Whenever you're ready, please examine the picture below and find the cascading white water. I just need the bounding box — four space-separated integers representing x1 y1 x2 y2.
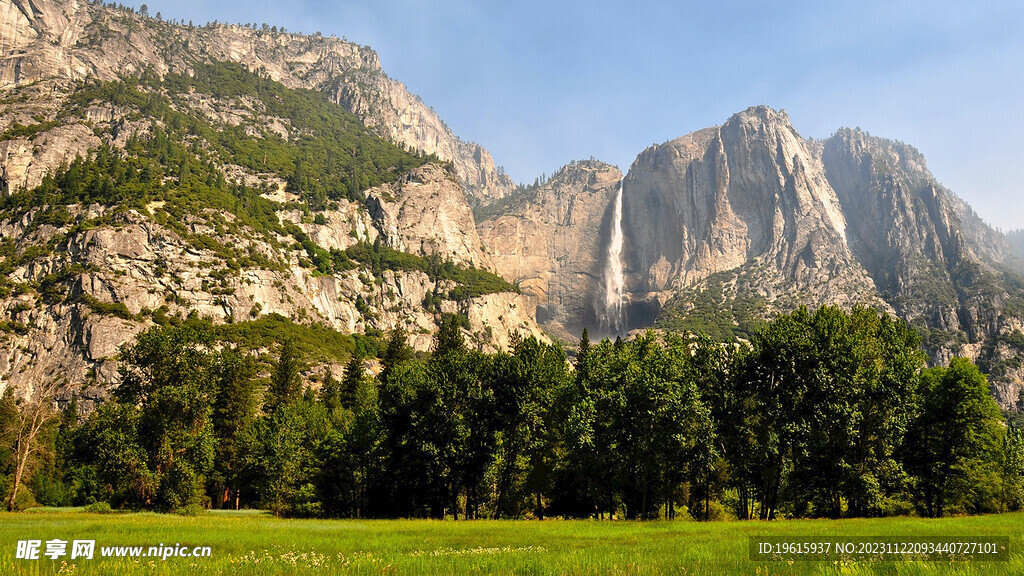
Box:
602 181 625 333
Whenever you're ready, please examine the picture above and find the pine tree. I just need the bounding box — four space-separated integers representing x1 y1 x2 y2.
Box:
380 327 412 383
575 328 591 383
341 354 363 409
266 339 301 412
433 314 465 357
319 368 342 417
212 347 257 509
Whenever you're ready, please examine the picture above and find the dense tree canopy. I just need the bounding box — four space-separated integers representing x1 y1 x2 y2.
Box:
3 305 1021 519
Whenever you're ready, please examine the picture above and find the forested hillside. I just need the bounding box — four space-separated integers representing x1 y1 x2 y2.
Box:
0 56 536 402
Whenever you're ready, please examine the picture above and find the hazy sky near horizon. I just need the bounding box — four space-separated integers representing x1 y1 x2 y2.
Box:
136 0 1023 230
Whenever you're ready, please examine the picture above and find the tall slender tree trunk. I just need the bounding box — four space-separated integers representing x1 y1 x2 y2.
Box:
738 486 749 520
641 484 648 521
761 453 785 520
705 486 710 521
7 442 28 512
453 483 461 521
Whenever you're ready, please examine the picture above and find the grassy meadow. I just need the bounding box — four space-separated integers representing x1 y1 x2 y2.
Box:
0 509 1021 575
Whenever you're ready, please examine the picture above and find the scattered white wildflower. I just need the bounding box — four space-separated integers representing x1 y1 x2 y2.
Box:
409 546 547 557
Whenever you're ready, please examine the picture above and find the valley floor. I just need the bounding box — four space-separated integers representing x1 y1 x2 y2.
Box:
1 509 1021 575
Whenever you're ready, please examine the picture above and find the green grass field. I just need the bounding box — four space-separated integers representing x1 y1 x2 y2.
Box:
0 509 1021 575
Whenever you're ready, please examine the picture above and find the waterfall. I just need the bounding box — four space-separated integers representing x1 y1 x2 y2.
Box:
602 180 625 333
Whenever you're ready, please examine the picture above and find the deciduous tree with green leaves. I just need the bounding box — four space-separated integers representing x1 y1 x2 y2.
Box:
117 324 218 511
904 358 1006 517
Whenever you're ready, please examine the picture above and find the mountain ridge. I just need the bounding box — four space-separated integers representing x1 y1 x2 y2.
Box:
0 0 515 204
483 106 1023 407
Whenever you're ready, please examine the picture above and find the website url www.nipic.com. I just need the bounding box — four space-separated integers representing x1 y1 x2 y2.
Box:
15 540 212 561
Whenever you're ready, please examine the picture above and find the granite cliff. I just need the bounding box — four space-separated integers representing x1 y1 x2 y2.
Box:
821 128 1024 406
621 107 885 333
477 160 622 340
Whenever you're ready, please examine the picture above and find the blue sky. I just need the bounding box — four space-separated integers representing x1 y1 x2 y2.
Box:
136 0 1023 230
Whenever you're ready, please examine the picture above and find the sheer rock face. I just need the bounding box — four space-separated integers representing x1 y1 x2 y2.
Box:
475 108 1022 408
0 0 514 204
822 128 1018 312
622 106 881 309
0 121 101 195
477 160 622 339
604 106 1021 407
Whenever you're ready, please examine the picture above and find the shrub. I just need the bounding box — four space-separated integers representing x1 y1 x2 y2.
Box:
175 503 206 516
288 484 322 518
84 501 115 514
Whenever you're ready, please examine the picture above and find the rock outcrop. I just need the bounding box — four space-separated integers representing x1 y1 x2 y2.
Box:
329 71 516 206
0 190 544 400
367 163 491 269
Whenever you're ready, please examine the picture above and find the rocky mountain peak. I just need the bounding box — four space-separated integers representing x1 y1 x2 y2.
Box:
826 127 931 189
622 105 857 297
546 159 620 195
0 0 513 204
724 104 791 130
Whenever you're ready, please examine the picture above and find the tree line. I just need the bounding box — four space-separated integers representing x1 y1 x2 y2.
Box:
2 305 1022 519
